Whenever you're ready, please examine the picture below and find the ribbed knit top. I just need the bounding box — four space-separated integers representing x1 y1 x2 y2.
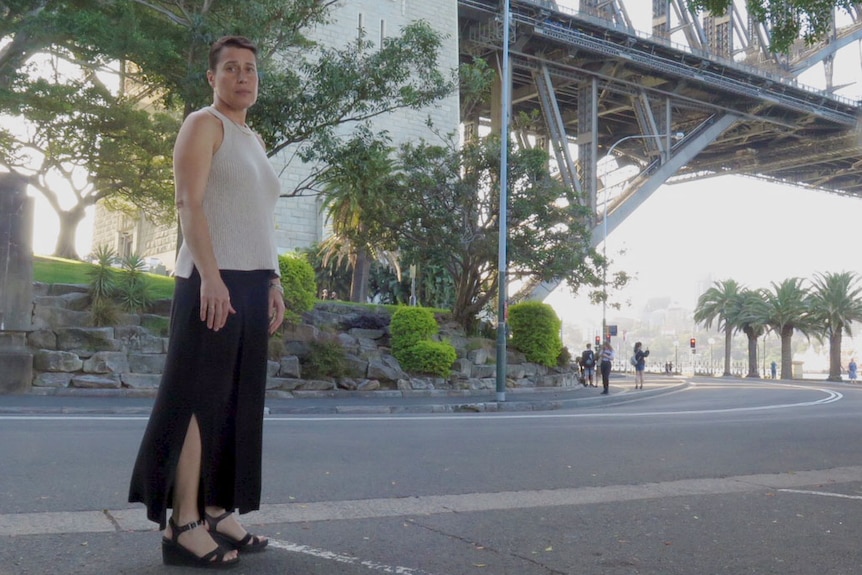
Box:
174 106 281 278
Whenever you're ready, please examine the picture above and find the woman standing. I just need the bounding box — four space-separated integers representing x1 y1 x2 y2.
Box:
633 341 650 390
600 341 614 394
129 36 285 569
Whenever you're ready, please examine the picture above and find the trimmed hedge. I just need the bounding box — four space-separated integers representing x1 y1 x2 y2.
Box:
508 301 563 367
389 307 439 355
278 253 317 325
396 339 457 377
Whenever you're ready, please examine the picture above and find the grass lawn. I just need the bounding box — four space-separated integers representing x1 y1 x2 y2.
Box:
34 255 176 300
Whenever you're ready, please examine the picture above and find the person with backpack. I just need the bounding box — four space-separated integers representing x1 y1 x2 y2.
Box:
633 341 650 390
581 343 596 387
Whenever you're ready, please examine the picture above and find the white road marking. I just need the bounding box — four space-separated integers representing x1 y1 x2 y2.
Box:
778 489 862 500
268 539 438 574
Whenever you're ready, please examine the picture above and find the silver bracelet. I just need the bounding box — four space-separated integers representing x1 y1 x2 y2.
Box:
270 282 284 295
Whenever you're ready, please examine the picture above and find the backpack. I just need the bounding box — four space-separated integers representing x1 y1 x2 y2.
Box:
582 350 594 367
630 355 637 367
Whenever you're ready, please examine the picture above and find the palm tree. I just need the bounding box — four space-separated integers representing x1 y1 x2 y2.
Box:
808 271 862 381
320 134 400 303
694 279 743 376
728 288 771 378
764 278 814 380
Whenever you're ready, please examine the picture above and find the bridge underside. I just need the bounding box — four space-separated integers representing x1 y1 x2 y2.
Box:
460 0 862 230
458 0 862 300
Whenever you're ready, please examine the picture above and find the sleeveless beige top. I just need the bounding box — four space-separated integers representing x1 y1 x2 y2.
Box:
174 106 281 278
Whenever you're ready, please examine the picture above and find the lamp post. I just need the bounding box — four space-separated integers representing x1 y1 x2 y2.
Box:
708 337 715 375
674 340 679 374
599 132 683 343
495 0 511 403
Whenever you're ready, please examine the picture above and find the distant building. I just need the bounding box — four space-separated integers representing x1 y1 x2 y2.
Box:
91 0 460 273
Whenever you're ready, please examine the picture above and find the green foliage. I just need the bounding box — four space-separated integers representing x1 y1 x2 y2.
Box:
89 297 120 328
87 245 118 303
278 252 317 325
390 135 604 330
557 346 572 369
508 302 563 368
390 307 439 357
687 0 854 53
116 253 154 313
396 339 457 377
35 255 174 299
300 338 348 380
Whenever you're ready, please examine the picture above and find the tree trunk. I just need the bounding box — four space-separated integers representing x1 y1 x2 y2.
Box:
349 247 370 303
746 332 759 378
723 326 733 376
53 207 86 260
779 327 793 380
828 331 843 381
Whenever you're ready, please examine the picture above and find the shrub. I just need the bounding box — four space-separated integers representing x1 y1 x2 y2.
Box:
116 253 153 313
87 245 117 303
507 301 562 367
300 338 347 380
278 253 317 325
557 346 572 368
89 297 120 327
389 306 439 357
396 339 457 377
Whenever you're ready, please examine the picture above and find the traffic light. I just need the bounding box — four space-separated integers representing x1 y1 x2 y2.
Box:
690 337 697 353
595 335 601 348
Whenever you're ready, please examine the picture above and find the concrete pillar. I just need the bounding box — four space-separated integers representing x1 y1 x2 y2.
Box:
0 173 34 393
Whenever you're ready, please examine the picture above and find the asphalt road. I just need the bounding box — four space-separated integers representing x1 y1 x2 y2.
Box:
1 378 861 574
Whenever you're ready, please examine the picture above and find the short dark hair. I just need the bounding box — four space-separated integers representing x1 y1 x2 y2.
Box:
209 36 258 71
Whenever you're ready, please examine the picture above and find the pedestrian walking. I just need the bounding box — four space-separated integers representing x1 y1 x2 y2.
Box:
128 35 284 569
633 342 650 390
849 358 858 383
770 360 777 379
600 341 614 394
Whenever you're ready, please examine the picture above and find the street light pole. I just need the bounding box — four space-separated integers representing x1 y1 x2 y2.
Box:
599 132 683 345
495 0 511 403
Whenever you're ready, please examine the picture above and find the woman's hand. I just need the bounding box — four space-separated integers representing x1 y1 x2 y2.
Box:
200 276 236 331
268 283 285 335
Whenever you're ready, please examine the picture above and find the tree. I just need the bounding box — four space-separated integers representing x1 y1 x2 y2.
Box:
763 278 814 380
694 279 743 376
808 271 862 381
728 288 771 378
0 71 177 258
318 130 400 303
386 136 604 331
688 0 855 53
1 1 452 257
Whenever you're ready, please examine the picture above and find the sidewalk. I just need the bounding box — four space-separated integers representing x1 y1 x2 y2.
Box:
0 376 687 415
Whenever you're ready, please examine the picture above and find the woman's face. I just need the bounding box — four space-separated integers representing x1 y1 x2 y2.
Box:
208 46 259 111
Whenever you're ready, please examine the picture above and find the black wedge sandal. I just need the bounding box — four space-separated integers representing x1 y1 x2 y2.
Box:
162 517 240 569
205 511 269 553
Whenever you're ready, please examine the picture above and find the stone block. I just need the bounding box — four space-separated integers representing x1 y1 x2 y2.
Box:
56 327 119 352
70 374 121 389
33 372 73 388
28 330 57 350
367 357 407 382
0 349 32 393
452 358 472 377
0 332 27 348
83 351 130 374
48 283 88 296
284 341 311 357
267 360 280 377
121 373 161 389
282 323 319 343
348 328 385 340
467 348 489 365
344 354 368 378
32 306 91 330
356 379 380 391
471 364 496 379
33 350 83 372
128 353 166 374
279 356 300 378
